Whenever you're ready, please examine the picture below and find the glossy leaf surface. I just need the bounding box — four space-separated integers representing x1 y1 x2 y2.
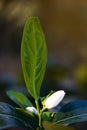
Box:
54 100 87 125
7 90 33 108
21 17 47 99
0 102 38 129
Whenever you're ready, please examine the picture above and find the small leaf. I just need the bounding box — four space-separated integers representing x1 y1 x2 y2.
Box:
0 102 38 129
21 16 47 99
54 100 87 125
42 112 56 122
7 90 33 108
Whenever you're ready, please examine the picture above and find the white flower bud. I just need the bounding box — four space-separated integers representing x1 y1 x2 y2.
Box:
44 90 65 109
26 107 38 115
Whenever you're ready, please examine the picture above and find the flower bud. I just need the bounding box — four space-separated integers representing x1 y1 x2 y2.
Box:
44 90 65 109
26 107 38 115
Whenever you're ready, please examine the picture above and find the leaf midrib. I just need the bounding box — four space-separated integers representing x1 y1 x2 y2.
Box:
54 113 87 124
33 22 41 98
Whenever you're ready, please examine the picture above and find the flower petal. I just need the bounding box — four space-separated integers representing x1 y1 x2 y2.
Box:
26 106 38 115
44 90 65 109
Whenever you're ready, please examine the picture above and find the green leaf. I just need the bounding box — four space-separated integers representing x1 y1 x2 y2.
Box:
54 100 87 125
15 107 38 129
0 102 38 129
0 116 25 129
42 112 56 122
7 90 33 108
37 121 74 130
21 16 47 99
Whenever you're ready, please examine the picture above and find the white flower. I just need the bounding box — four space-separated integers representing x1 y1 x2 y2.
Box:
44 90 65 109
26 107 38 115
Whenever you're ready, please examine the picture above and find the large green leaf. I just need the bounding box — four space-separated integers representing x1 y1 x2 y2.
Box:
0 116 25 129
21 17 47 99
54 100 87 125
7 90 33 108
0 102 38 129
37 121 74 130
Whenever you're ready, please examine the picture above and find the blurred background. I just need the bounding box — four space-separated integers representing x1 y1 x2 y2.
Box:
0 0 87 129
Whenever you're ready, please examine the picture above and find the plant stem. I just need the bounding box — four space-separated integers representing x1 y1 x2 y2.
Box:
35 100 46 130
38 107 46 130
35 100 42 129
39 111 42 129
35 100 40 113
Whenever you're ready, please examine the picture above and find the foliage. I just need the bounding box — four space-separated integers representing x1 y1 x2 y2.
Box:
0 17 87 130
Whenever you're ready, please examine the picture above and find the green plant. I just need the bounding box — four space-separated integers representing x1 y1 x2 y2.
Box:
1 17 87 130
